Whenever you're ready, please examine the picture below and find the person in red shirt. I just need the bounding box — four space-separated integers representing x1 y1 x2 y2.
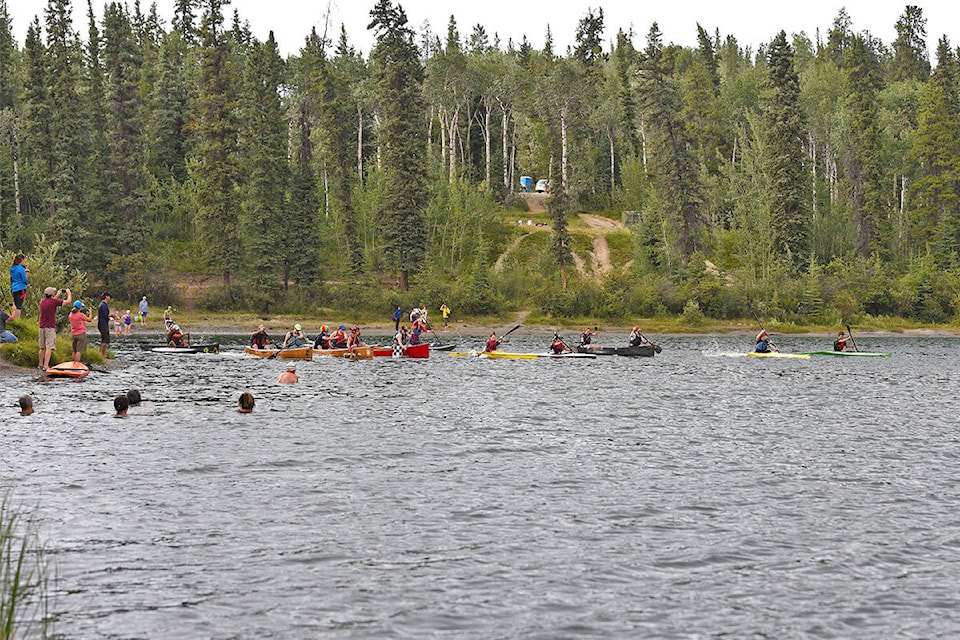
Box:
68 301 95 362
38 286 71 370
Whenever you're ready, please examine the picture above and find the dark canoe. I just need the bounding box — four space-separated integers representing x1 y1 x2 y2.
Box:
576 344 656 357
142 343 220 354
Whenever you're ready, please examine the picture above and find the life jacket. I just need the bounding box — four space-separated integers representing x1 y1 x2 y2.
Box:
833 338 845 351
252 332 269 348
331 329 347 348
485 337 499 352
551 339 566 354
580 332 592 345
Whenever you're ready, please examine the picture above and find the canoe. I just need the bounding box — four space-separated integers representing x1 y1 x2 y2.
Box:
746 351 810 360
45 361 89 378
245 346 280 358
313 346 374 359
430 343 456 352
576 344 657 357
372 343 430 358
451 350 595 360
277 346 313 360
799 351 891 358
149 343 220 354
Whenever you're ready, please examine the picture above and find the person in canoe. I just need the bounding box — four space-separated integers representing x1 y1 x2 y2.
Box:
629 326 652 347
166 323 188 347
250 325 273 349
550 333 572 354
282 324 306 349
484 331 502 352
833 330 851 352
346 325 364 349
313 325 331 350
579 327 596 348
329 324 348 349
755 329 777 353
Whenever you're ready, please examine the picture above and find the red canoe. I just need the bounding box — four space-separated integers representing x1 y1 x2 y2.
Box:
372 343 430 358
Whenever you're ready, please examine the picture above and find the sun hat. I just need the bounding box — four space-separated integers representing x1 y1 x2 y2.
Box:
44 286 56 296
73 300 84 308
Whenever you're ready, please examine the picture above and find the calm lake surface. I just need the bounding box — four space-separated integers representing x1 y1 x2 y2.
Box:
3 332 960 638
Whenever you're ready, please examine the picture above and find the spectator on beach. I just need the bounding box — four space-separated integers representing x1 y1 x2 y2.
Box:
138 296 148 325
38 286 71 370
0 308 17 343
68 301 94 362
9 253 28 320
97 293 112 358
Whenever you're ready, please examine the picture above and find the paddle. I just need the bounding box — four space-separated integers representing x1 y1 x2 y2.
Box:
485 323 522 351
639 332 663 354
845 324 860 352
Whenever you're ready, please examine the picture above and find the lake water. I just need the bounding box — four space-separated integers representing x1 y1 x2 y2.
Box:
3 332 960 638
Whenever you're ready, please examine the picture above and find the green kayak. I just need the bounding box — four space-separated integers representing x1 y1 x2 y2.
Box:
800 351 891 357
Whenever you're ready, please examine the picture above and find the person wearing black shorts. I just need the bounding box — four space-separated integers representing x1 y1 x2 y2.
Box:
97 292 112 357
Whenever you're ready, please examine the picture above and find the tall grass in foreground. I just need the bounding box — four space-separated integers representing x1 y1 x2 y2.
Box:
1 496 55 639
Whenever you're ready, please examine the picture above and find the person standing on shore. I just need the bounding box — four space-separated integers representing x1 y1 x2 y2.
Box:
68 301 94 362
97 292 112 358
139 296 148 325
9 253 28 320
439 303 451 331
393 306 402 332
38 286 71 370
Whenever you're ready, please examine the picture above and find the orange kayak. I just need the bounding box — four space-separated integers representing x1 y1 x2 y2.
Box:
46 361 90 378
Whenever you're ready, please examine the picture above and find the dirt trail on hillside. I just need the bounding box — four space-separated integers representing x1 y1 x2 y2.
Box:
578 214 623 277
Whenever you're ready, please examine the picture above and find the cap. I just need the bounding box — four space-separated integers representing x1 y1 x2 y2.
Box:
44 286 56 296
142 296 147 300
294 324 302 330
73 300 84 308
339 324 345 330
172 324 180 330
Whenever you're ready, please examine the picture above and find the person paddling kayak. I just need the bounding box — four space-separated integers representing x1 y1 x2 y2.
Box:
484 331 502 352
550 333 572 354
755 329 777 353
833 330 851 352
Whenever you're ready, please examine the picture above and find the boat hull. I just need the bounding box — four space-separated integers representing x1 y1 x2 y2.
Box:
244 346 280 358
45 361 89 378
277 346 313 360
372 343 430 358
576 344 656 357
799 351 891 357
149 343 220 354
313 346 374 359
746 351 810 359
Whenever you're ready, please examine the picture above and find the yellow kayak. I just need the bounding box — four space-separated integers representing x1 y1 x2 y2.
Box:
747 352 810 360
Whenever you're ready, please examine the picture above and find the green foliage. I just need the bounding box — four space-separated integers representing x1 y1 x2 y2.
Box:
681 299 706 326
0 494 55 639
100 254 175 306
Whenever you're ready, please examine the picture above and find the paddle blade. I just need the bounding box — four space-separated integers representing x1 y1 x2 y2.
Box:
654 344 662 354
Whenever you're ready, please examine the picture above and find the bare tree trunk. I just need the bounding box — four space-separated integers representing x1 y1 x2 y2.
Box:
810 132 817 219
447 104 460 184
357 104 363 181
500 102 510 198
639 111 648 174
10 119 21 217
608 131 616 198
560 107 569 193
484 104 492 187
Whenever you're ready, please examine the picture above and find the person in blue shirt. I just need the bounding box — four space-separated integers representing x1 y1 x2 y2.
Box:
392 306 402 332
755 330 777 353
9 253 28 321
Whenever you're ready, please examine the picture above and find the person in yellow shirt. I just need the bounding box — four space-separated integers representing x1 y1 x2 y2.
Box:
439 303 451 331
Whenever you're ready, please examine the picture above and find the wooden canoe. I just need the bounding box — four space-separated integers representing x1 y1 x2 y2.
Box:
245 346 280 358
277 346 313 360
313 346 374 359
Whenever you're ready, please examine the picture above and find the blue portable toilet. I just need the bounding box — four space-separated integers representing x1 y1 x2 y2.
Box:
520 176 533 192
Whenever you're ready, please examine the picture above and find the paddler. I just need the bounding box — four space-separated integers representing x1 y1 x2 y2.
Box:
282 324 306 349
755 329 777 353
313 325 331 350
250 324 272 349
579 327 596 347
166 323 188 347
833 330 851 352
329 324 348 349
550 333 571 354
484 331 502 352
629 326 651 347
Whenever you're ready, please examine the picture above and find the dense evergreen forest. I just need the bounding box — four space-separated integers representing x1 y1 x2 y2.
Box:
1 0 959 325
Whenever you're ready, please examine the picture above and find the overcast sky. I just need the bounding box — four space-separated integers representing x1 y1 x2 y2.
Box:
7 1 959 61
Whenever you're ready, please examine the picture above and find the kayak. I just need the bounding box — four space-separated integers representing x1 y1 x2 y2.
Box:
45 361 89 378
430 343 456 352
576 344 658 357
372 343 430 358
799 351 891 357
450 350 595 360
746 352 811 360
149 343 220 354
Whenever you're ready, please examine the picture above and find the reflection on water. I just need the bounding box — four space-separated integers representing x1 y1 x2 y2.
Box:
3 333 960 638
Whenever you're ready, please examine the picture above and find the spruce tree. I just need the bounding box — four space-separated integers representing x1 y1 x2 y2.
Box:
763 30 808 266
368 0 426 290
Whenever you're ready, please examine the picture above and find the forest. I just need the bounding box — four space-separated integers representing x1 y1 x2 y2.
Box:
1 0 960 326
